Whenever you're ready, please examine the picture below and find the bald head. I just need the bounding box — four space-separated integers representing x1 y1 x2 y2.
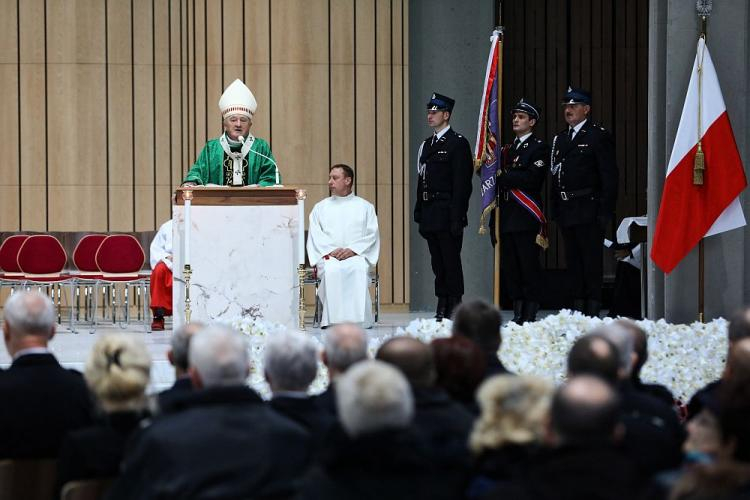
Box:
729 307 750 344
323 323 368 380
3 291 56 356
726 337 750 383
551 375 620 445
376 337 435 387
567 333 619 384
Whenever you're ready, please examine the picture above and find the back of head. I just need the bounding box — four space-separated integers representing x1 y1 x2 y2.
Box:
431 336 487 404
470 375 553 454
3 291 56 338
170 322 205 372
376 336 435 387
591 322 635 378
567 333 620 384
451 299 502 353
264 330 319 392
728 307 750 344
336 359 414 437
551 375 620 446
618 319 648 377
189 325 249 388
323 323 367 375
85 334 152 412
719 338 750 455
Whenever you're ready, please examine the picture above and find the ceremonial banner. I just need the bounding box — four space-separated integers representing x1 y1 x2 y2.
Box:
651 37 747 274
474 29 503 235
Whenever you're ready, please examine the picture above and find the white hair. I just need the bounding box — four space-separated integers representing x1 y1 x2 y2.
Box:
264 330 319 392
593 322 635 375
336 360 414 437
3 291 56 335
189 324 249 388
324 323 368 372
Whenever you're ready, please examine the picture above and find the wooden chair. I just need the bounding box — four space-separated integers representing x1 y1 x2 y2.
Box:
0 459 57 500
60 478 115 500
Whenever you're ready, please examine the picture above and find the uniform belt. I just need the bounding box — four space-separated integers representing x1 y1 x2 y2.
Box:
422 191 451 201
558 188 596 201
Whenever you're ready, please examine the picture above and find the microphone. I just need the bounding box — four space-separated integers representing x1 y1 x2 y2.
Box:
238 135 245 144
249 148 281 186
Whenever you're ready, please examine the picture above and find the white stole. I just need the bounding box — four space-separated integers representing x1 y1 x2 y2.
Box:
219 133 255 186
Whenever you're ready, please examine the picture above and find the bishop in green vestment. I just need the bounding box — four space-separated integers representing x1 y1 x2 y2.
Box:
183 79 281 187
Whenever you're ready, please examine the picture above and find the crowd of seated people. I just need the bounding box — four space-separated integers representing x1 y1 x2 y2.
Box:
2 291 750 499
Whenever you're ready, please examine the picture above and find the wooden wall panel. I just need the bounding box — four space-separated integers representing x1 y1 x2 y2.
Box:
2 0 410 305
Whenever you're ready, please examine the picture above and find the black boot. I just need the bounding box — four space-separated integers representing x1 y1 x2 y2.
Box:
446 296 462 320
435 297 448 321
523 301 540 323
512 300 525 324
584 299 602 318
573 299 585 313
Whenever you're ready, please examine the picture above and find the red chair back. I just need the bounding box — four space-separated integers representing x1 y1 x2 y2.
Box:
0 235 30 276
17 235 67 277
72 234 108 275
95 235 145 277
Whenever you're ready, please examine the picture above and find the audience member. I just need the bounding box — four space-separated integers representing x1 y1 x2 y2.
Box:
431 335 486 412
107 325 310 500
467 375 552 499
57 334 151 490
0 291 92 459
266 330 334 442
315 322 368 415
156 321 204 414
687 306 750 420
377 337 475 499
485 376 647 500
620 319 676 407
298 360 433 500
573 326 685 475
451 299 511 377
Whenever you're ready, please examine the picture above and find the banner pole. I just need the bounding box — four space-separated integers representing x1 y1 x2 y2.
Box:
696 1 710 323
493 2 503 307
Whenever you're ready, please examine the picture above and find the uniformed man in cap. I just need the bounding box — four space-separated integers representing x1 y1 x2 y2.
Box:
550 87 618 317
491 99 549 324
414 93 473 321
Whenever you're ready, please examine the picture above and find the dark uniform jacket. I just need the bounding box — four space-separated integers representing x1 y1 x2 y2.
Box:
497 134 549 234
414 128 474 233
550 120 618 228
0 353 93 459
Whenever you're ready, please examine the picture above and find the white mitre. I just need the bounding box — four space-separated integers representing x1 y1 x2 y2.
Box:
219 79 257 119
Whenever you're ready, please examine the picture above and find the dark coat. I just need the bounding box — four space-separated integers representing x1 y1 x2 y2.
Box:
106 386 311 500
313 384 337 416
270 395 336 448
482 444 648 500
156 376 194 414
687 379 721 421
0 353 93 459
496 134 549 234
414 128 474 233
467 444 540 499
296 427 436 500
57 410 147 492
550 120 618 228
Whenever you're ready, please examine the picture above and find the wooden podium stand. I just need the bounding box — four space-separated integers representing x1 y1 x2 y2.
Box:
172 187 303 330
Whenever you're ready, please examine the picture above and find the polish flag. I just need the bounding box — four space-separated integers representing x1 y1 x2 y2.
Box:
651 37 747 274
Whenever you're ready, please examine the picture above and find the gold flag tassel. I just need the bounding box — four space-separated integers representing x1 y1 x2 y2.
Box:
694 141 705 185
535 223 549 250
694 35 706 186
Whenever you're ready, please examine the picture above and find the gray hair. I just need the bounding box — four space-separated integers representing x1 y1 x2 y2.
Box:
189 324 249 388
170 322 205 371
3 291 56 335
336 360 414 437
324 323 368 373
264 330 319 392
592 322 634 375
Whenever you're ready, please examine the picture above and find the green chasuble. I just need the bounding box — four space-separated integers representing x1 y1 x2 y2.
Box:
183 135 280 186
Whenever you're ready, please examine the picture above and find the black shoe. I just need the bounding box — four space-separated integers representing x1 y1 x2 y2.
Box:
512 300 525 324
522 301 540 323
584 300 602 318
446 296 462 320
573 299 585 313
435 297 448 321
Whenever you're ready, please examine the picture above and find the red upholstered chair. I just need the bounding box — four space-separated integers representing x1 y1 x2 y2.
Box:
0 235 30 288
70 234 108 328
91 235 150 332
16 234 75 327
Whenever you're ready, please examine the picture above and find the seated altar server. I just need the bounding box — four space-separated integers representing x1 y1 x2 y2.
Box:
307 164 380 328
150 219 172 331
182 79 280 187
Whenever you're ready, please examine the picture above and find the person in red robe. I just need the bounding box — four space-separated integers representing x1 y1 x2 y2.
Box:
150 220 173 331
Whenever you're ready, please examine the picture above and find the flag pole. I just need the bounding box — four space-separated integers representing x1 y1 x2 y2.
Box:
696 1 711 323
493 1 503 307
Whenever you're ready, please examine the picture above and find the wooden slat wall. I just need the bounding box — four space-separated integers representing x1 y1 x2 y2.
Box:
501 0 648 271
1 0 409 306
